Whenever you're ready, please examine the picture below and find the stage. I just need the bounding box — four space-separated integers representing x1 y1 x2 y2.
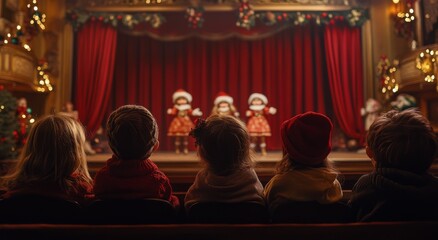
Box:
87 151 371 164
86 151 374 191
1 151 437 192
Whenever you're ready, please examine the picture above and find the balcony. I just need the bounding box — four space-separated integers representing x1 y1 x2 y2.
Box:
0 44 38 92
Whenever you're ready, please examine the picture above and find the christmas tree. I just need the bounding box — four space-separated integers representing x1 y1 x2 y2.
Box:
0 86 18 160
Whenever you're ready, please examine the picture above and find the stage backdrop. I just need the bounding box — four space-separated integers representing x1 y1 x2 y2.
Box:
75 21 364 151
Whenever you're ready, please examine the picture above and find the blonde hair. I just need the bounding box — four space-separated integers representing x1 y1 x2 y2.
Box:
107 105 158 160
2 114 92 193
367 109 438 174
210 103 238 116
197 115 253 175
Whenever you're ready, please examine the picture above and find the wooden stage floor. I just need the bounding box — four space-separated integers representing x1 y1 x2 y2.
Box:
86 151 374 191
1 151 436 192
87 151 370 163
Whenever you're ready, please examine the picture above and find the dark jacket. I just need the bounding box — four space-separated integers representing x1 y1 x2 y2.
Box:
349 168 438 222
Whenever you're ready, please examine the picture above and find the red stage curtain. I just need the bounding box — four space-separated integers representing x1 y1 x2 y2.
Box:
324 26 365 140
75 21 117 137
110 25 331 150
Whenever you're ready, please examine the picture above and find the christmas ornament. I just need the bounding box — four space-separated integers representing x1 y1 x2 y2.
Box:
236 0 255 30
185 0 205 29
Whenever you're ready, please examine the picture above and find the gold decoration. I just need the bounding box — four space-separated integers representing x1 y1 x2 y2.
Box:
27 0 46 30
377 56 399 100
416 48 437 91
35 62 53 92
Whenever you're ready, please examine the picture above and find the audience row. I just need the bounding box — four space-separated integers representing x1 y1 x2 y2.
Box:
1 105 437 223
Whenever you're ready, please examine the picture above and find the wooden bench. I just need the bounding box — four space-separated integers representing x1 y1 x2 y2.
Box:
1 222 437 240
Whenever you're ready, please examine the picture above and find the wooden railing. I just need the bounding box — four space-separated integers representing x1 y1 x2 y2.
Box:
398 43 438 92
0 44 38 92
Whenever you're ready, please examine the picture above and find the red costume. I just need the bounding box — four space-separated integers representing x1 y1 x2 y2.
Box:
167 89 202 154
246 93 277 155
94 156 179 208
247 106 274 136
167 107 196 136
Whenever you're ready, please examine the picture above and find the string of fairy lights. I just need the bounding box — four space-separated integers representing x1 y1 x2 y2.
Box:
1 0 52 92
27 0 46 31
416 49 438 91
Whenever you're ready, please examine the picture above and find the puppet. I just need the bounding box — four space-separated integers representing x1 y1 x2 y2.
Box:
168 89 202 154
246 93 277 156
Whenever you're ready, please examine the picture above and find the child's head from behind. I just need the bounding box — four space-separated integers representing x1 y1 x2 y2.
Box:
279 112 333 170
192 115 252 175
3 114 90 190
107 105 158 160
367 109 437 174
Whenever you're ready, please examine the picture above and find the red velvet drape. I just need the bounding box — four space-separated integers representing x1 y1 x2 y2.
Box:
324 26 365 140
110 26 330 150
75 21 117 136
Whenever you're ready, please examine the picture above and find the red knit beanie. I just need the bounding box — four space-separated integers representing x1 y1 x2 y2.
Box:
281 112 333 166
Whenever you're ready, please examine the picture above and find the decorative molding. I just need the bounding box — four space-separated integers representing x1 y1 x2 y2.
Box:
84 4 353 12
398 43 438 90
78 0 360 9
0 44 37 91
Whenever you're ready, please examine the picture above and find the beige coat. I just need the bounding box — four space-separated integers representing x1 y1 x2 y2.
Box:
264 168 343 210
185 168 265 209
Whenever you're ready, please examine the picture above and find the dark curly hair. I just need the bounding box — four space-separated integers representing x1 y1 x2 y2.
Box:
107 105 158 160
367 109 438 174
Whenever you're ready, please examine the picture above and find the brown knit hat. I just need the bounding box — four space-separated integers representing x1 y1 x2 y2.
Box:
280 112 333 166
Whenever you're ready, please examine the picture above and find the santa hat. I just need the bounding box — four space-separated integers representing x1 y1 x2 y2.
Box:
248 93 268 105
214 92 234 105
172 89 192 103
281 112 333 166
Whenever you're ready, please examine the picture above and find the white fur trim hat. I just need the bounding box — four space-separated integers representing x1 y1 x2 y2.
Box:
172 89 192 103
214 92 233 105
248 93 268 105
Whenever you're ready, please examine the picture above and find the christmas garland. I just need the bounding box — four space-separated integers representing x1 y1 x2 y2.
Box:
67 10 165 30
185 0 205 29
377 55 399 100
249 8 368 29
67 7 368 31
236 0 256 29
391 0 417 40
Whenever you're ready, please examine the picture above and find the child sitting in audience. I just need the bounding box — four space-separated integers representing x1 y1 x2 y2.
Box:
184 115 265 209
264 112 343 211
1 115 93 203
349 109 438 222
93 105 179 207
